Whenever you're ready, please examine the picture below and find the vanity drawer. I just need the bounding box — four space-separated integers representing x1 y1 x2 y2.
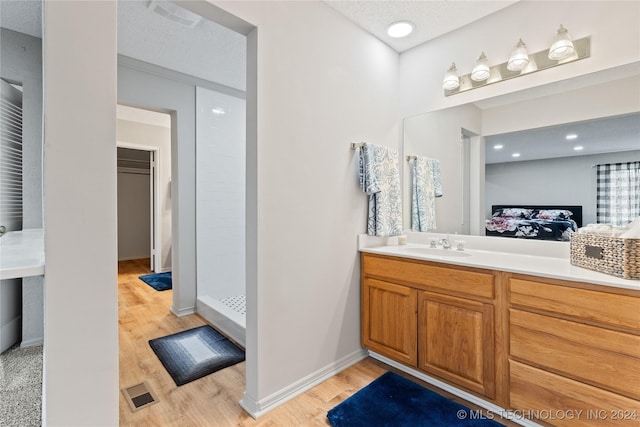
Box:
510 309 640 400
362 254 494 300
510 277 640 330
510 361 640 427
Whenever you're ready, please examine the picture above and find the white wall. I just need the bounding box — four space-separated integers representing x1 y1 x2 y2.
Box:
117 170 151 261
399 1 640 116
403 104 481 234
482 75 640 136
118 119 172 271
43 1 118 425
486 150 640 225
117 63 197 316
196 87 245 299
211 0 400 415
0 28 43 229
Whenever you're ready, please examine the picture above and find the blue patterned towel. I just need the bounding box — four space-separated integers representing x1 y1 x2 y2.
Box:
357 143 403 237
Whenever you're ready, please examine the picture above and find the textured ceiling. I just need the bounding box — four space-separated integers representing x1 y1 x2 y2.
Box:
1 1 520 88
325 0 518 52
485 113 640 164
0 0 247 92
117 0 246 91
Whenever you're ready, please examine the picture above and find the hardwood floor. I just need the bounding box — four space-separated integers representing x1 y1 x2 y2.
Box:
118 259 514 426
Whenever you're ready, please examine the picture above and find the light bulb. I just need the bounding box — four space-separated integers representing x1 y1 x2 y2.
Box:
507 39 530 72
548 25 575 60
471 52 490 82
442 63 460 90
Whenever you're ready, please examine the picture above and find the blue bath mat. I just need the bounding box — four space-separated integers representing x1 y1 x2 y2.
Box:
149 325 245 386
327 371 503 427
138 271 172 291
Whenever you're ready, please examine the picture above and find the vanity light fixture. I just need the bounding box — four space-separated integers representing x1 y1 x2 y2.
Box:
387 21 414 38
442 63 460 90
548 25 575 60
443 26 590 97
507 39 530 72
471 52 491 82
565 133 578 140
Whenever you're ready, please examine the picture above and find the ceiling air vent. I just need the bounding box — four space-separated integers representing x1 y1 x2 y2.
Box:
147 0 203 28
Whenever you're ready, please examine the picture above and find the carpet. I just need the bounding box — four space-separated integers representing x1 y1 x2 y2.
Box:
0 344 43 427
139 271 172 291
149 325 244 386
327 372 504 427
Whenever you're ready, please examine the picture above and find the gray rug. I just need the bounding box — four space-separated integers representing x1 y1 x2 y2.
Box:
149 325 244 386
0 344 43 427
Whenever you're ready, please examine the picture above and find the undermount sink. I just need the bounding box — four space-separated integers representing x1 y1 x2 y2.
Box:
399 246 472 258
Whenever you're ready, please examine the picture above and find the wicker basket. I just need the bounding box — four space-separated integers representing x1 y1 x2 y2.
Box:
570 233 640 279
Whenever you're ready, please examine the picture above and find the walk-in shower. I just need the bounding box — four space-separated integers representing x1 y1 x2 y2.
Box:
195 87 246 347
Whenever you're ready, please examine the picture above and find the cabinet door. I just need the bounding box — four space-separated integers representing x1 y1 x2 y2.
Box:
362 278 417 366
418 291 495 398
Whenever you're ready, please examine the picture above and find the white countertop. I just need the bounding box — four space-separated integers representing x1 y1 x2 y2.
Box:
359 232 640 291
0 228 45 280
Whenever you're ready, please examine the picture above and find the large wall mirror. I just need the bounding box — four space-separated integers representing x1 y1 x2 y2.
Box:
403 67 640 237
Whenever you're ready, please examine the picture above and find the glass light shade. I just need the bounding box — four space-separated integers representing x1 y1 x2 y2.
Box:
442 63 460 90
507 39 529 71
548 25 575 60
471 52 490 82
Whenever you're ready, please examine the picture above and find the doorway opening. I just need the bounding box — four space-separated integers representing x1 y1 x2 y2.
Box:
116 105 172 273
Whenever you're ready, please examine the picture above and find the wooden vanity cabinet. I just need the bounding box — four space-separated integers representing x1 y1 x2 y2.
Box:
361 252 640 426
418 291 495 398
361 253 498 399
508 276 640 426
361 277 417 366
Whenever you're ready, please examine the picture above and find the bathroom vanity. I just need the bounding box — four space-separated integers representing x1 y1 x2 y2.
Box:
0 229 45 351
360 233 640 426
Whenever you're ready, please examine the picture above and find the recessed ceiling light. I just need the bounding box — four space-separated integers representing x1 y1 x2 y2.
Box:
565 133 578 140
493 144 504 150
387 21 414 38
512 153 521 158
574 146 584 151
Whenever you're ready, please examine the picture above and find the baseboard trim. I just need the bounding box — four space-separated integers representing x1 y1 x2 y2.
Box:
369 352 540 427
170 305 196 317
239 348 368 419
21 337 44 348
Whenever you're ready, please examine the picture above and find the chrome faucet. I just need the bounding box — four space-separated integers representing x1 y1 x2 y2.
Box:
439 237 451 249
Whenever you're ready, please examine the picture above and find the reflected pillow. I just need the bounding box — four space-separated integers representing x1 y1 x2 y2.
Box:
534 209 573 220
492 208 534 219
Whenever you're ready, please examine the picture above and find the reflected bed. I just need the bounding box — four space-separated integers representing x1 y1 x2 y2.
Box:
485 205 582 241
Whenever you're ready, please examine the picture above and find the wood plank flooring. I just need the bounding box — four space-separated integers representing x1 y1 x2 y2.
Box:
118 259 514 426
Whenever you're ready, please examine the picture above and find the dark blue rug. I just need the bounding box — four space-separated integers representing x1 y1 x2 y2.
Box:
149 325 245 386
327 372 503 427
138 271 172 291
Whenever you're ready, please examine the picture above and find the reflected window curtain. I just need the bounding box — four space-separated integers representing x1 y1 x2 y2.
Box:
596 162 640 226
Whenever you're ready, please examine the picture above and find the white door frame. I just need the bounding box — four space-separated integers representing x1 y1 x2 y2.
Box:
116 141 161 272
